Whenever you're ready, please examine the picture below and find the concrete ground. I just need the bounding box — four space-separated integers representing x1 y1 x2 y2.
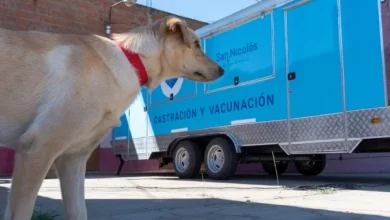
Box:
1 173 390 220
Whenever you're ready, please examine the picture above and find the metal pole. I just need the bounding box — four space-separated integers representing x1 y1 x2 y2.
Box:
105 0 138 38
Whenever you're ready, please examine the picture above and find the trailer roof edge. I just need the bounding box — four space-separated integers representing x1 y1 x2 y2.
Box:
195 0 291 38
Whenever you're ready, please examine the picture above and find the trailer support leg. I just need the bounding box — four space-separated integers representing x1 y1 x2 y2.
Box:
116 154 124 176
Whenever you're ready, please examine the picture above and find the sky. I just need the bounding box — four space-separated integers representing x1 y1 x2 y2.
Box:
136 0 261 23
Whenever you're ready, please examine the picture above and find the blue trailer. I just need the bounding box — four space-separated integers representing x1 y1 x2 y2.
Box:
111 0 390 179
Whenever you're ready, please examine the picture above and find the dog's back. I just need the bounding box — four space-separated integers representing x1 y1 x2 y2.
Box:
0 28 102 148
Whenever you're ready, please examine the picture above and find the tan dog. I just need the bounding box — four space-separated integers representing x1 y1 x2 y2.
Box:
0 14 224 219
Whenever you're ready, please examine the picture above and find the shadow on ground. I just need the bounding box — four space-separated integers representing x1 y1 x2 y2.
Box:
88 172 390 193
0 185 388 220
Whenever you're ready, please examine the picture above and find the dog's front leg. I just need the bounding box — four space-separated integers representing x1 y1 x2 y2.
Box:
54 149 95 220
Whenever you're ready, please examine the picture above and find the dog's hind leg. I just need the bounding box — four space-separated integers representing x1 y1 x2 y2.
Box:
4 137 64 220
4 105 75 219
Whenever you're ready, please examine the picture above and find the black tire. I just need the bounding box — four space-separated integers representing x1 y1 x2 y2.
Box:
204 137 238 180
262 161 289 176
294 154 326 176
173 140 202 179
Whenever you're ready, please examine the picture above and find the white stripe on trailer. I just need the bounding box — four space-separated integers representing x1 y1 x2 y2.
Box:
286 138 362 145
115 136 127 140
231 118 256 125
195 0 291 38
171 128 189 133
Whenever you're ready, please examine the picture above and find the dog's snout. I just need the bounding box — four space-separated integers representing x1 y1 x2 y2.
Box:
218 66 224 76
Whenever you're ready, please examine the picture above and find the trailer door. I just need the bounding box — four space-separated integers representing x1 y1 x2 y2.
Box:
285 0 343 119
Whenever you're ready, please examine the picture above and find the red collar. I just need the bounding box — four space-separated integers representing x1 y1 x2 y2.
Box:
115 42 148 86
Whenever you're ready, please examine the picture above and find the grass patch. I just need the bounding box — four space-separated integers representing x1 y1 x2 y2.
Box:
31 210 60 220
317 187 337 195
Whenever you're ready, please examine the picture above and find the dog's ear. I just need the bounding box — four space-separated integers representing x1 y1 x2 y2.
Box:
160 16 192 48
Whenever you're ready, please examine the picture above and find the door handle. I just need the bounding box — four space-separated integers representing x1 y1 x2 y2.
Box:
288 72 296 81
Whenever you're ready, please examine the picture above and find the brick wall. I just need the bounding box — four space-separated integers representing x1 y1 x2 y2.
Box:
0 0 207 35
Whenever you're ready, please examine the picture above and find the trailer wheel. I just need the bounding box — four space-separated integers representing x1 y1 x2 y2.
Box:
173 140 202 179
204 137 238 180
262 161 289 176
294 154 326 176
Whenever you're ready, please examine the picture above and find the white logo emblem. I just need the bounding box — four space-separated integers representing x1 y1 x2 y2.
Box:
161 78 183 98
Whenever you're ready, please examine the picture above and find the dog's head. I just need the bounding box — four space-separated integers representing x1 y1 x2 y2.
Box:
155 16 224 83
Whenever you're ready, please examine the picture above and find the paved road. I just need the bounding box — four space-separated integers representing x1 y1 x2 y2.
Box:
1 174 390 219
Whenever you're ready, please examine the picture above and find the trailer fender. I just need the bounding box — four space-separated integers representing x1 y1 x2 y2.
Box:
167 132 241 157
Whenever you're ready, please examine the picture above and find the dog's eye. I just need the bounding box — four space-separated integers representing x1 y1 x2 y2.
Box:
194 41 200 48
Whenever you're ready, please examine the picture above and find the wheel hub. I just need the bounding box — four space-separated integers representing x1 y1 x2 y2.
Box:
175 148 190 172
207 145 225 173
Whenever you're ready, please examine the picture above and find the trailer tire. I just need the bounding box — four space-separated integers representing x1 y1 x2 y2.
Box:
173 140 202 179
262 161 289 176
204 137 238 180
294 154 326 176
